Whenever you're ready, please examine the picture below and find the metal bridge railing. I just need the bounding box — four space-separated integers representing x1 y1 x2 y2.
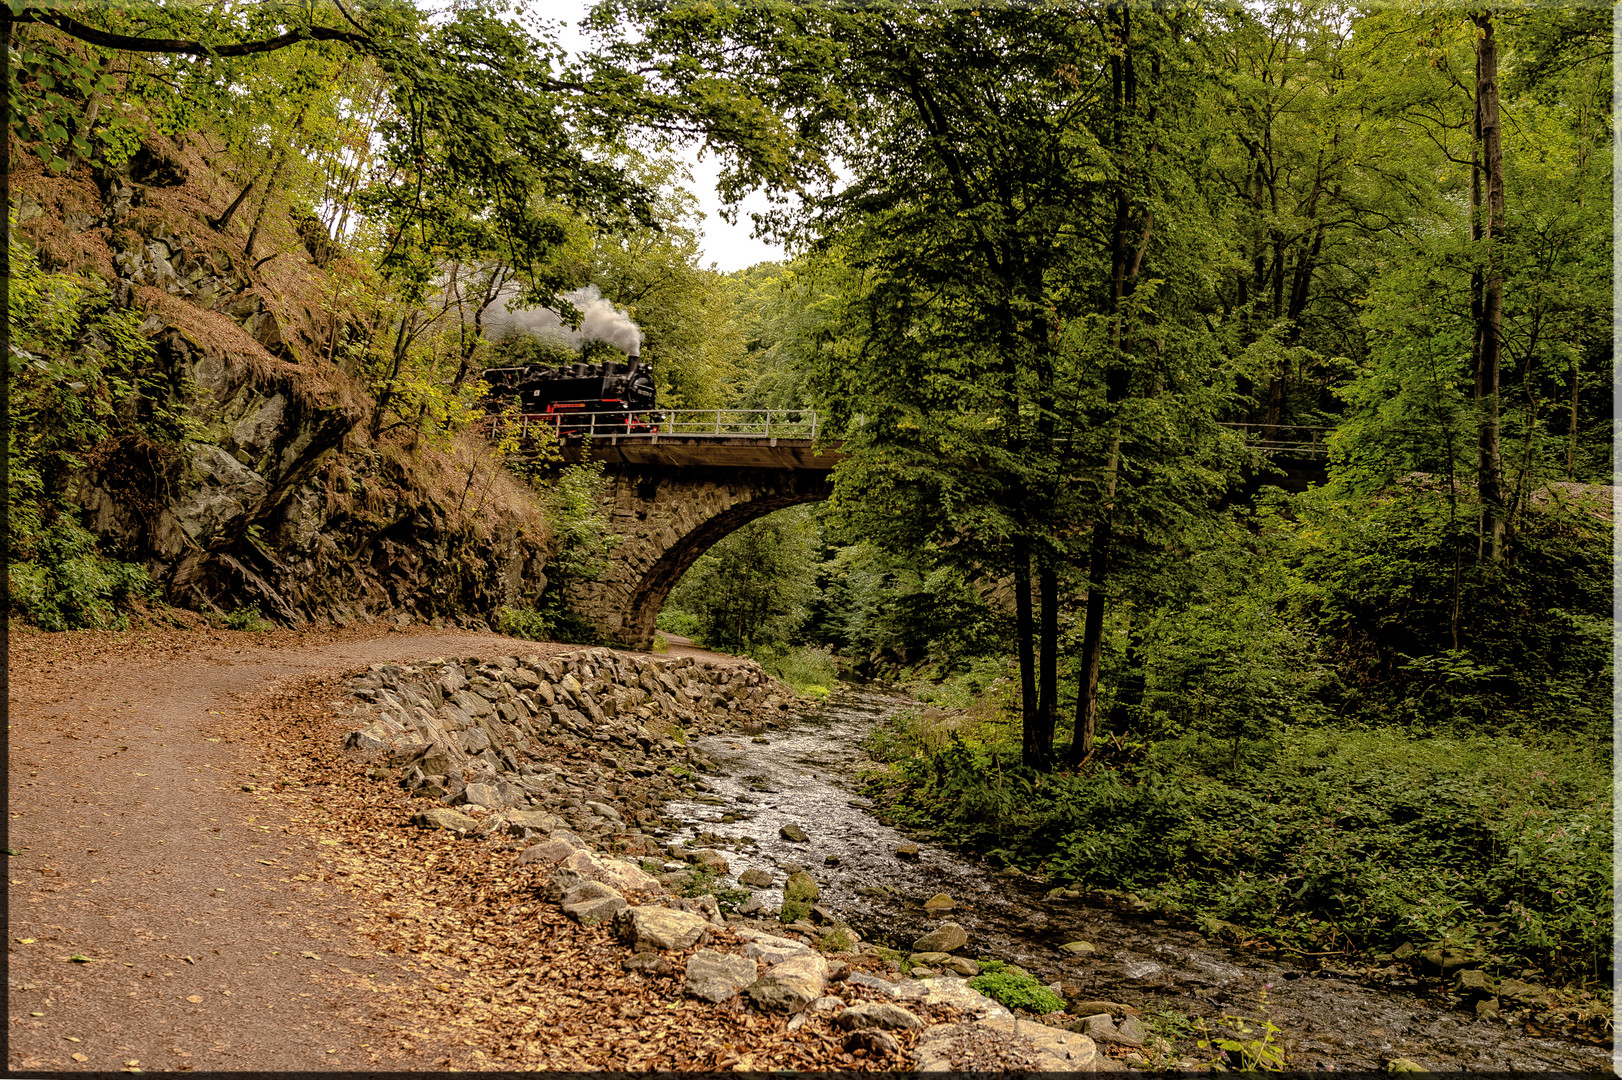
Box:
495 411 1325 456
506 408 822 442
1219 422 1331 457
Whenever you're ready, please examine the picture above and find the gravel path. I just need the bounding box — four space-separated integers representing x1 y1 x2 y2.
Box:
6 624 579 1072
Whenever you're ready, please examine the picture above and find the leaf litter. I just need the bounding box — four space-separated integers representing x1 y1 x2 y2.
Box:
240 668 968 1070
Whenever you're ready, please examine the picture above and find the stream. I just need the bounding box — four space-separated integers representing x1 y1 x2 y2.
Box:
656 687 1611 1074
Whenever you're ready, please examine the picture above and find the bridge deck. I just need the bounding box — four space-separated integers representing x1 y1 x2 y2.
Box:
557 435 843 470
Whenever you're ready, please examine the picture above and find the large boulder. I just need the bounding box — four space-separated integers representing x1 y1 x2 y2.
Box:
562 849 660 893
411 808 478 836
561 881 626 925
746 952 829 1014
912 921 969 954
615 906 711 952
781 870 820 923
684 949 758 1003
834 1002 926 1032
505 811 568 837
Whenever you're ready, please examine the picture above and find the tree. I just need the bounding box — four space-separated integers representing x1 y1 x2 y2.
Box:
602 1 1238 768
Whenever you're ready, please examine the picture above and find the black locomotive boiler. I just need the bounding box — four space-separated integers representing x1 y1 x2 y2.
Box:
481 356 659 436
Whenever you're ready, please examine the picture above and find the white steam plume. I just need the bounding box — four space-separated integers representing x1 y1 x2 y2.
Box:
483 283 642 356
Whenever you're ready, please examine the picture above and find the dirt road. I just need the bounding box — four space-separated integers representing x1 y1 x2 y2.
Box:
6 624 576 1073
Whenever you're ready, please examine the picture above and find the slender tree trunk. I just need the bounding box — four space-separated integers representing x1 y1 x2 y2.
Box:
1105 609 1145 736
1013 534 1042 770
1566 331 1581 479
1034 565 1057 770
1071 498 1114 765
1070 7 1140 766
1473 12 1506 561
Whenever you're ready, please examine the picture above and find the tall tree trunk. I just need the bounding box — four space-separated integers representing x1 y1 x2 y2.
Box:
1071 7 1141 766
1473 12 1506 561
1013 534 1042 770
1033 564 1057 771
1566 343 1580 479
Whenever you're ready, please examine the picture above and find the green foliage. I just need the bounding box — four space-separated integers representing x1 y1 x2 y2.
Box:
750 645 839 699
1197 990 1288 1071
662 505 819 655
496 606 551 642
965 970 1063 1015
7 230 175 631
1286 485 1612 736
542 463 619 583
868 721 1611 985
221 604 271 632
8 519 156 632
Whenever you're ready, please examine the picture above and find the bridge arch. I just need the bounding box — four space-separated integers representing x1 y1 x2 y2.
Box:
564 465 831 650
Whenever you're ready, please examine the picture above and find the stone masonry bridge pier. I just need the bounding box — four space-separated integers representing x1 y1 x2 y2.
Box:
539 413 842 650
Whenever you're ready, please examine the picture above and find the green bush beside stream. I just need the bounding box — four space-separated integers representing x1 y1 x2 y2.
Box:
863 719 1611 987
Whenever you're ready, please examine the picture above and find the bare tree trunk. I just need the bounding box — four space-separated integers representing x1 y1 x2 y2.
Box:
1474 12 1506 561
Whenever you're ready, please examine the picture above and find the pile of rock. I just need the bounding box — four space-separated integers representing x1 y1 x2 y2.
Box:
338 648 794 843
335 648 1106 1071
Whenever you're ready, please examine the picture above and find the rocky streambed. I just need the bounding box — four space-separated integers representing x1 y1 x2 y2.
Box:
655 687 1614 1074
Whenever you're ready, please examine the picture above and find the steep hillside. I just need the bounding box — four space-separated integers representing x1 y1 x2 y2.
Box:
12 133 553 628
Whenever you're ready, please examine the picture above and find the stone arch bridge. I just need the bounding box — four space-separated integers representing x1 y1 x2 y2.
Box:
543 414 841 651
524 412 1326 651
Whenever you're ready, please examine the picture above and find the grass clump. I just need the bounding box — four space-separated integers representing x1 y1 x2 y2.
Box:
967 969 1063 1014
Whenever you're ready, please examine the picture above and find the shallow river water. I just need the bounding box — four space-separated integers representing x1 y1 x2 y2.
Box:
658 688 1611 1074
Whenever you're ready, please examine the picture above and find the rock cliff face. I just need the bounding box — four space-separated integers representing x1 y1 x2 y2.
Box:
15 135 550 626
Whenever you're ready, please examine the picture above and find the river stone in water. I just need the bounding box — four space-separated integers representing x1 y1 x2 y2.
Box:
913 921 969 954
923 892 955 914
781 870 819 923
895 843 920 859
616 906 710 952
1060 939 1096 955
686 848 730 874
685 949 758 1002
746 952 829 1013
739 867 774 888
780 823 810 842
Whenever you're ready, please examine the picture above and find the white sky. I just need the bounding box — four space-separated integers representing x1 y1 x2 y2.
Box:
537 0 788 273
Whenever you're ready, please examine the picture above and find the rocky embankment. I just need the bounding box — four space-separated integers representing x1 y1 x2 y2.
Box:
334 649 1107 1071
17 135 553 628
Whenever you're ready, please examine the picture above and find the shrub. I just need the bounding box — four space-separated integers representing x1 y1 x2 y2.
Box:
752 644 840 697
7 519 156 631
496 605 551 641
967 970 1063 1014
222 603 270 631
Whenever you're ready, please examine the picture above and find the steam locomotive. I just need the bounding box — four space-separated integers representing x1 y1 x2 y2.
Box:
480 356 659 436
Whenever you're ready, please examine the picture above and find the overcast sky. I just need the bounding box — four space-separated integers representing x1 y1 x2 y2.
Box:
540 1 788 273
